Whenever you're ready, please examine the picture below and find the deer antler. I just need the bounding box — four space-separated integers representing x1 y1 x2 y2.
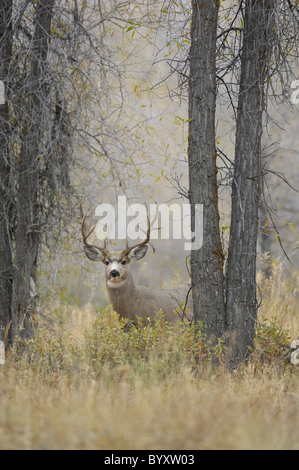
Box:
122 205 156 256
80 204 109 257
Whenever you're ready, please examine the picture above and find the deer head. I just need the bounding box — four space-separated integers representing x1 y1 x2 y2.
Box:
80 205 193 323
80 205 155 288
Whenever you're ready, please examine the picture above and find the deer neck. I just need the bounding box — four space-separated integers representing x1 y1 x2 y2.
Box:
106 271 137 317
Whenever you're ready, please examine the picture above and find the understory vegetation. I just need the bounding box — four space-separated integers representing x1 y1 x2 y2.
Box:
0 261 298 450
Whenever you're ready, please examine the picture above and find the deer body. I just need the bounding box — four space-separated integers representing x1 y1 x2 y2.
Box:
81 207 193 323
107 270 192 323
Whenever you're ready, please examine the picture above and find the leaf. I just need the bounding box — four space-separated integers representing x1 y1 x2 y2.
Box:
286 221 295 232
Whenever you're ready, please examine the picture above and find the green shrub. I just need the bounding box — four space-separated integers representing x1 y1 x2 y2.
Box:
251 316 292 366
83 307 211 379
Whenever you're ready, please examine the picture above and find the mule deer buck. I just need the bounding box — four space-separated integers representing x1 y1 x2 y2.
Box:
81 207 193 323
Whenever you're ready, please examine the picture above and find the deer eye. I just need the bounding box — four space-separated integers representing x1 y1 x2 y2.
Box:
104 260 109 266
121 260 127 265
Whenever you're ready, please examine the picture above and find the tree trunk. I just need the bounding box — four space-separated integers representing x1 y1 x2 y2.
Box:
225 0 277 366
11 0 55 343
188 0 226 342
0 0 13 343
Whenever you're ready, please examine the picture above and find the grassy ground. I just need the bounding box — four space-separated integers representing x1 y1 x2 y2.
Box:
0 262 298 450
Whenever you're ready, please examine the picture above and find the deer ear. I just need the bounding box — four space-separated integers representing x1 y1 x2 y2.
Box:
84 245 105 262
130 245 148 261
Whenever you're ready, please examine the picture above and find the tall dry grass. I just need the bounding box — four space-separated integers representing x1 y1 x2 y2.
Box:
0 261 298 450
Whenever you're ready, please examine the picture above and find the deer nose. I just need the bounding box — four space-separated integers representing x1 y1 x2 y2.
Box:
110 269 120 278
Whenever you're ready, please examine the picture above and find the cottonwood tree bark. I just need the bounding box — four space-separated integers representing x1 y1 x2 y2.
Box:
10 0 56 343
188 0 278 366
0 0 58 344
225 0 277 366
0 0 13 342
188 0 226 342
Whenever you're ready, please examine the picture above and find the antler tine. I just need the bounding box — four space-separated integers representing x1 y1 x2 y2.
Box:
122 205 156 256
80 204 109 256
